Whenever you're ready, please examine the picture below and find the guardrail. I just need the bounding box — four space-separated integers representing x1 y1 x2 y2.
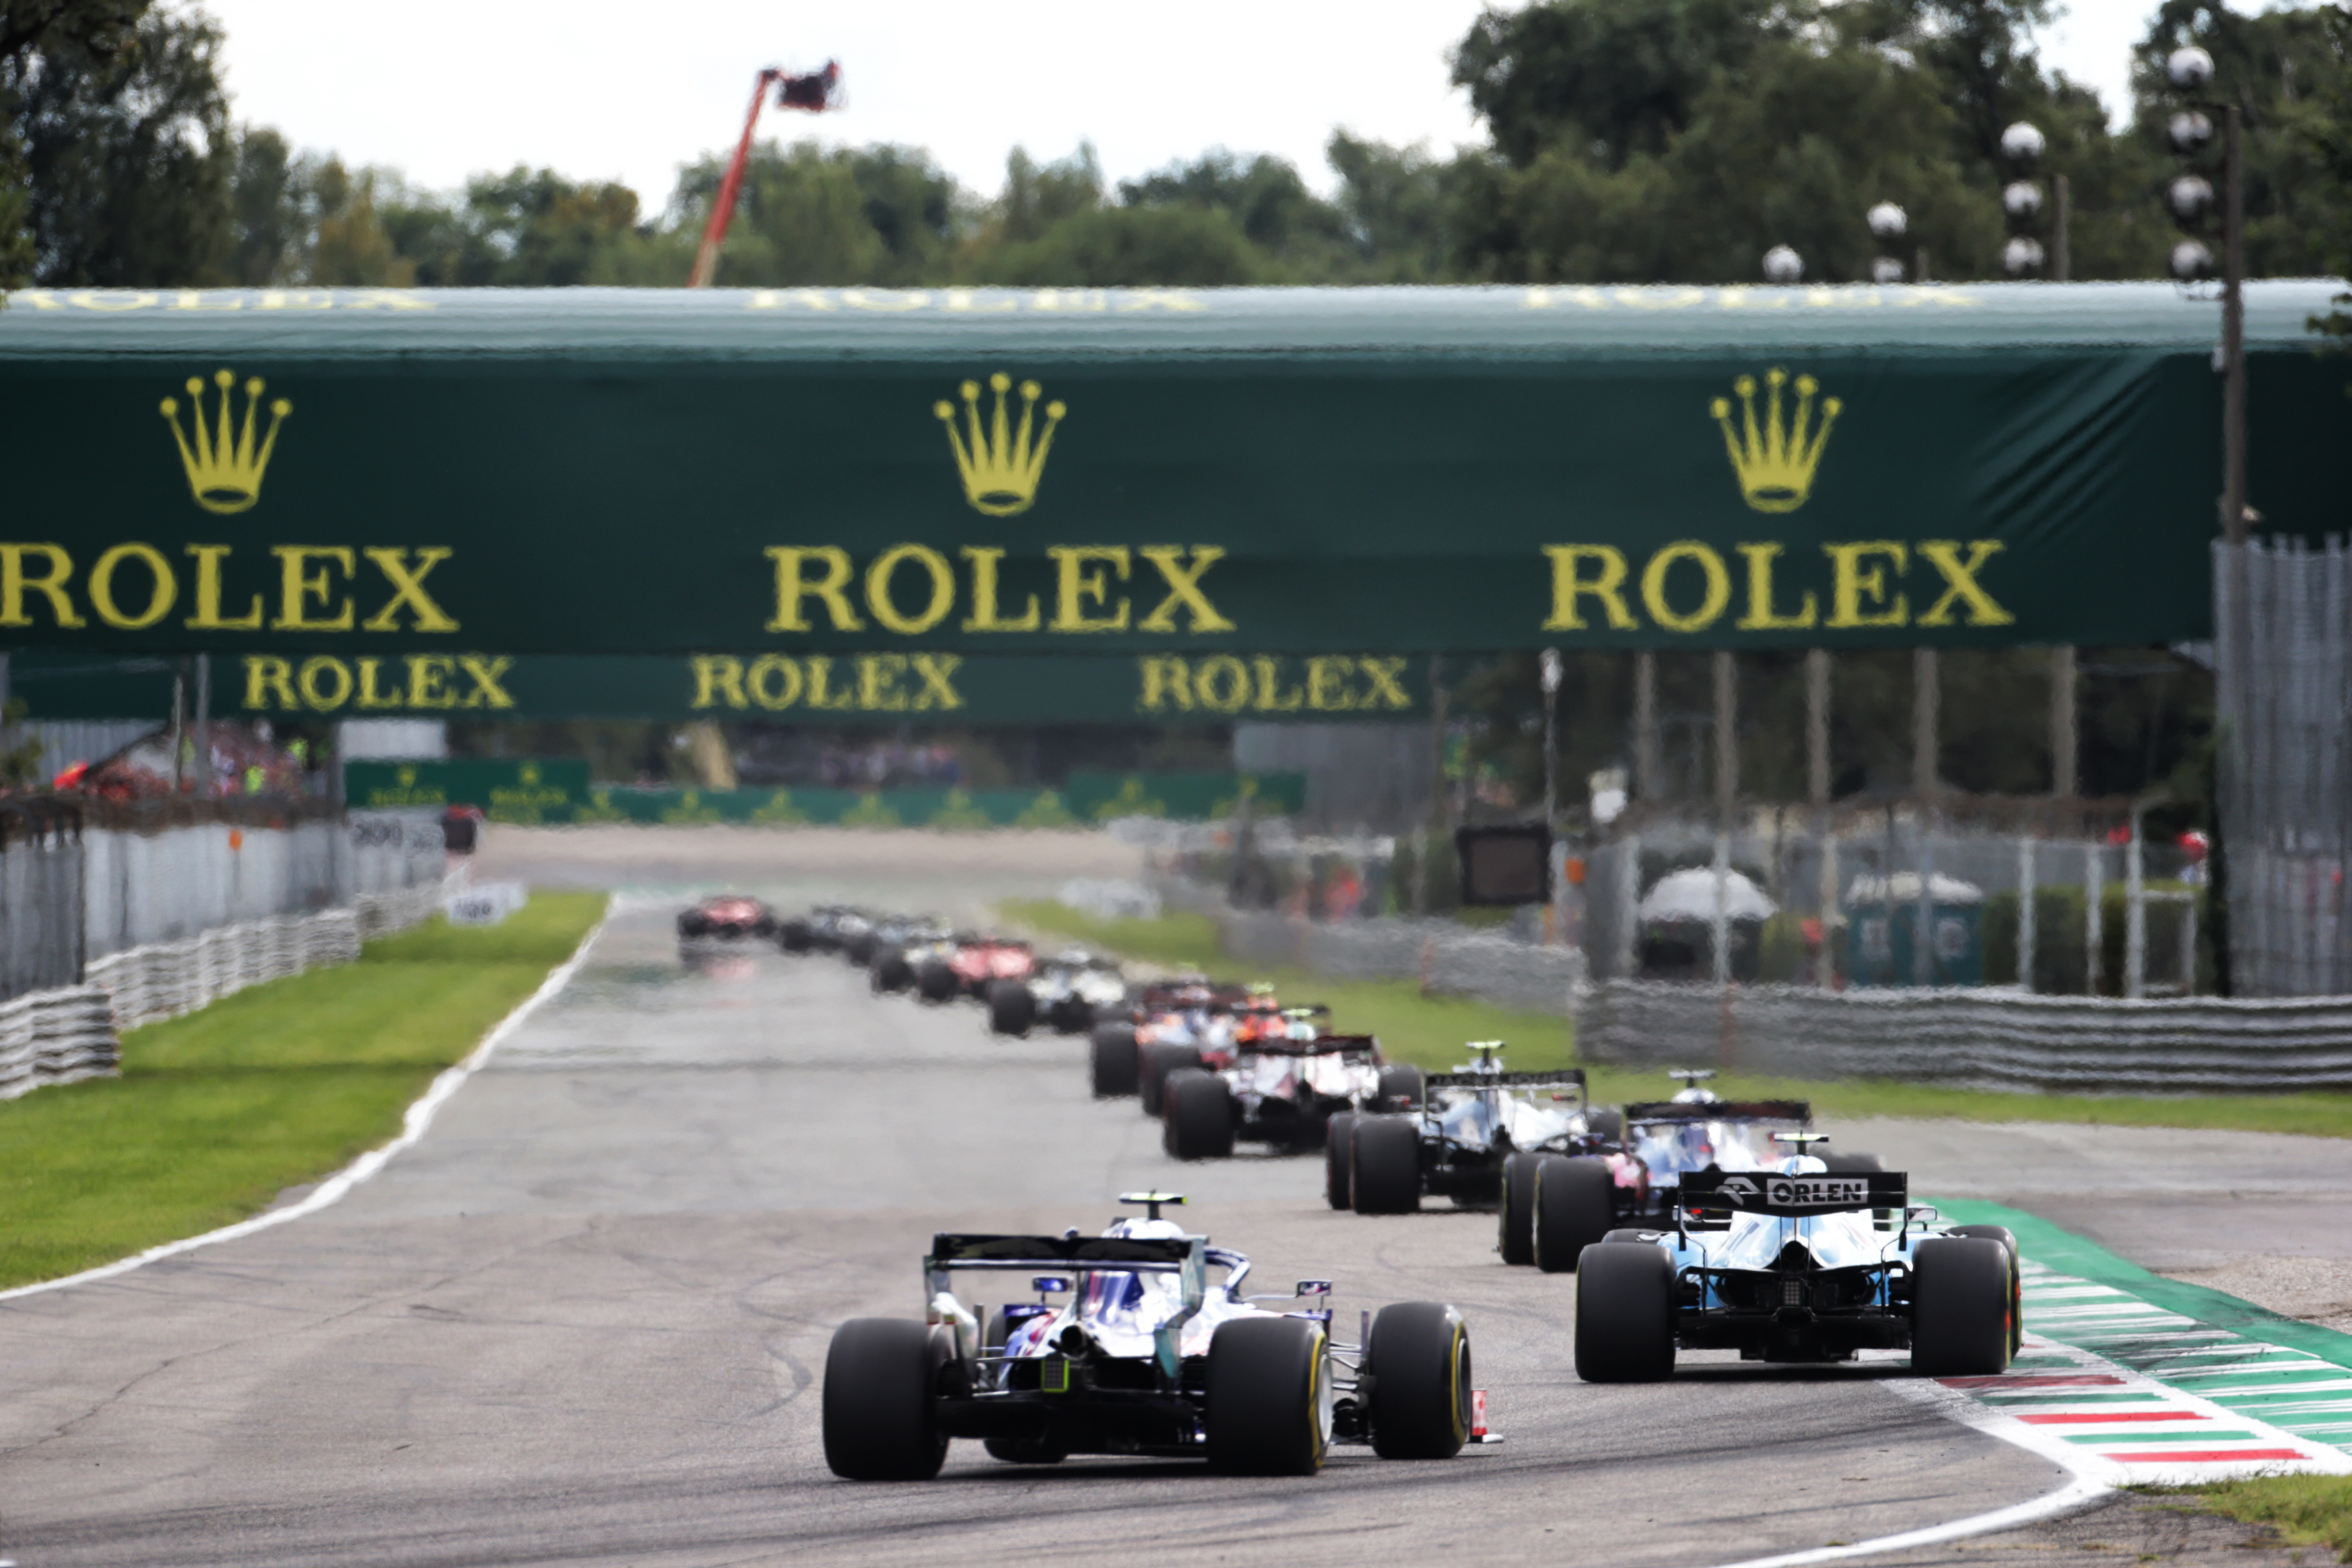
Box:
1576 979 2352 1092
2 878 447 1101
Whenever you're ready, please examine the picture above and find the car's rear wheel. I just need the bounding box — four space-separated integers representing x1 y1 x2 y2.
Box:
1377 1063 1425 1110
1533 1156 1616 1273
1366 1301 1471 1459
914 960 956 1003
1602 1228 1658 1245
777 919 812 952
1912 1237 2014 1376
1821 1150 1884 1173
1090 1024 1139 1098
1573 1243 1676 1383
678 912 709 938
1497 1151 1540 1265
822 1318 951 1479
843 931 877 967
1350 1115 1421 1215
1164 1069 1236 1161
1324 1112 1357 1210
1948 1224 2024 1357
1139 1042 1201 1117
1205 1316 1331 1476
871 949 913 994
987 979 1035 1035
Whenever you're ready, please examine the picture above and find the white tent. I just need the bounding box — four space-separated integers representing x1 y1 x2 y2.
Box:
1639 867 1777 924
1843 872 1985 907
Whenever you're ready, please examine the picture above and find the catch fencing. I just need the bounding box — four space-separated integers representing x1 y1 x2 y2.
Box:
0 800 86 1001
1576 979 2352 1093
2214 537 2352 997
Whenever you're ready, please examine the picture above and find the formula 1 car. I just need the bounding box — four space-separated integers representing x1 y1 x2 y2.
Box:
1572 1138 2019 1381
1161 1012 1425 1162
821 1193 1490 1479
870 919 956 994
1025 949 1129 1035
676 895 779 941
1339 1044 1611 1215
1088 979 1249 1107
1519 1070 1882 1274
778 904 863 953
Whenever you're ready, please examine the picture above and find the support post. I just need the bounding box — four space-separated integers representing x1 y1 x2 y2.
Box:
2221 106 2248 547
2016 836 2038 991
1711 652 1736 986
2126 804 2148 1000
192 652 211 799
1913 647 1939 802
1808 650 1837 988
1633 651 1659 802
2053 172 2072 283
2085 842 2106 996
2050 645 2077 797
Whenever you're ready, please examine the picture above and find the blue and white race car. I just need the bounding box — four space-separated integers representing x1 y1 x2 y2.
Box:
822 1194 1490 1478
1572 1137 2020 1382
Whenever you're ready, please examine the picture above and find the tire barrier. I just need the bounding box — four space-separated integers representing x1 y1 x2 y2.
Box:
3 879 446 1101
1575 978 2352 1092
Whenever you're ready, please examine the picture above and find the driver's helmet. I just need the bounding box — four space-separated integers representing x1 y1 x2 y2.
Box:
1080 1215 1188 1332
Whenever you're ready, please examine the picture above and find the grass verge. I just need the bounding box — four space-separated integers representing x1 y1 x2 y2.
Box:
0 891 606 1290
2159 1478 2352 1561
1002 901 2352 1140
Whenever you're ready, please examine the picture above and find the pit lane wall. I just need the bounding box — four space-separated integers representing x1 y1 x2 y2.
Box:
1578 980 2352 1092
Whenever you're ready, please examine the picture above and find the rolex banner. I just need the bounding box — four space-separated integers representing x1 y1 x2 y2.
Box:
0 282 2343 658
5 651 1440 724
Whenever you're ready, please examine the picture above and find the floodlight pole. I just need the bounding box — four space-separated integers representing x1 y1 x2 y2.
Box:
2220 106 2247 545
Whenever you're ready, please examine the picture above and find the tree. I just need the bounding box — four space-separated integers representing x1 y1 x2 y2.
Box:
2298 4 2352 345
1326 132 1464 281
1118 148 1353 274
0 0 149 288
971 203 1271 286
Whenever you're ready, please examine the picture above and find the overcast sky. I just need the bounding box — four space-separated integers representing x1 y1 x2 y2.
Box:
200 0 2192 215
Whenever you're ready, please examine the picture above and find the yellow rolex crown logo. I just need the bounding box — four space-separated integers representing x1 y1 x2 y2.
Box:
1710 367 1840 514
161 368 292 514
934 372 1065 517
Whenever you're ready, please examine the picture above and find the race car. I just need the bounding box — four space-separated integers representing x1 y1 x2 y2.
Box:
1162 1012 1424 1161
777 904 864 953
1519 1071 1881 1274
1024 949 1129 1035
1572 1137 2019 1381
869 918 956 994
1087 979 1249 1108
820 1193 1491 1479
1339 1044 1610 1215
676 894 779 941
916 936 1037 1032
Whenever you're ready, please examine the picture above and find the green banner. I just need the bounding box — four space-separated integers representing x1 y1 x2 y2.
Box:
338 764 1303 826
6 650 1438 723
1 283 2342 657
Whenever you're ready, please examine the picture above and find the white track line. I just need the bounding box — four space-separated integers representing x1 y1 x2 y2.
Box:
1705 1473 2111 1568
0 902 610 1305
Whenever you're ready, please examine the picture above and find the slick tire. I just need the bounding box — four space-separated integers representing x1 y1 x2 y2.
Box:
1573 1242 1676 1383
1820 1151 1884 1174
871 949 914 995
1324 1112 1357 1211
1911 1237 2014 1377
778 920 813 953
1497 1151 1541 1266
1163 1068 1237 1161
822 1318 950 1480
914 960 957 1004
1139 1042 1202 1117
1366 1301 1472 1460
1205 1316 1330 1476
1602 1229 1659 1245
1090 1024 1139 1098
677 912 710 939
843 931 877 968
987 980 1035 1036
1533 1156 1616 1274
1349 1115 1421 1215
1938 1229 2025 1362
1377 1063 1425 1111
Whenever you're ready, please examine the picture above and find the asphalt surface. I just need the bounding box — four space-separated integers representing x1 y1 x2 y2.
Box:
0 831 2335 1568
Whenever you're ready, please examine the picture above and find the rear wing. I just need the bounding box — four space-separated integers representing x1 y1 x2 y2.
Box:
1677 1169 1908 1226
1240 1032 1380 1058
1426 1068 1587 1093
926 1233 1210 1379
1623 1099 1812 1125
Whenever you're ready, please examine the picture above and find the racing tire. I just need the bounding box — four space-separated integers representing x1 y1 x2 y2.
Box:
1820 1151 1884 1174
1946 1225 2025 1359
1602 1228 1660 1245
1911 1237 2014 1377
1497 1151 1541 1266
1056 1000 1094 1034
986 980 1035 1036
1139 1042 1201 1117
843 931 877 967
1587 1107 1625 1143
1163 1069 1237 1161
1324 1112 1357 1210
821 1318 951 1480
1366 1301 1471 1460
1090 1024 1139 1098
1573 1242 1676 1383
1533 1156 1617 1274
1205 1315 1331 1476
1377 1063 1425 1111
871 949 913 994
1350 1115 1422 1215
914 960 957 1003
778 920 813 952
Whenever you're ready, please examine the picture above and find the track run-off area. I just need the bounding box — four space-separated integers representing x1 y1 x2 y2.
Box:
5 830 2352 1568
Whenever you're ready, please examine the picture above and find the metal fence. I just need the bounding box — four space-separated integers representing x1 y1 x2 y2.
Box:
2214 537 2352 997
0 800 85 1002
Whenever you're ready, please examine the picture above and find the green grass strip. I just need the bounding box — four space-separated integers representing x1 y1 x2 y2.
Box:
1004 903 2352 1140
2154 1474 2352 1559
0 891 606 1290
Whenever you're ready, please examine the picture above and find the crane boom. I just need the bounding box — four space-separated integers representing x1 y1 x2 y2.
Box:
688 62 841 289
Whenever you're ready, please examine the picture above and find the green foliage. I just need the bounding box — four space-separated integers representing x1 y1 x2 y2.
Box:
0 892 605 1289
1977 882 2215 994
2171 1475 2352 1560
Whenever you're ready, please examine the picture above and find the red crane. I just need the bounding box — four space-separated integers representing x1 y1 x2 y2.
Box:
688 61 844 288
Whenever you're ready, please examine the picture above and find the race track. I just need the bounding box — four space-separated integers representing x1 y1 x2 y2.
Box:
0 838 2325 1568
